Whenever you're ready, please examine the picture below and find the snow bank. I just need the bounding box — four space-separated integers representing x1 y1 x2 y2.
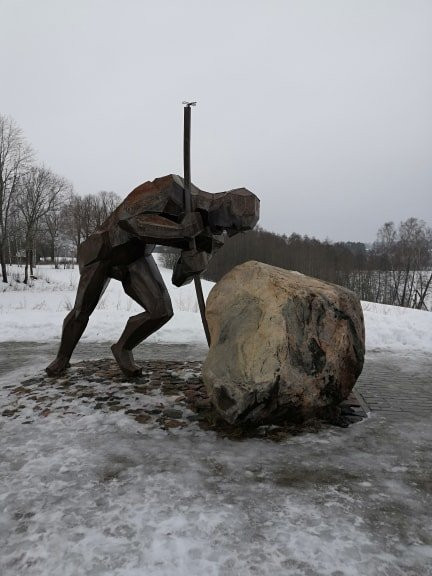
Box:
1 263 431 354
362 301 432 354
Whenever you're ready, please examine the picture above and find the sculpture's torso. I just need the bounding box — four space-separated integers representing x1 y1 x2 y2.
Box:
78 175 213 269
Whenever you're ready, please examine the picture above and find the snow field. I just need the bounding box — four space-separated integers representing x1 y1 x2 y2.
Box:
0 261 213 345
1 261 432 355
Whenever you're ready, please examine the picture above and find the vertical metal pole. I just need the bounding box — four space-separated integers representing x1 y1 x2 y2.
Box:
182 102 211 347
183 105 192 213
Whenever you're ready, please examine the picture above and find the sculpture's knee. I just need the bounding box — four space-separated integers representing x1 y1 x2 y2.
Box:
149 297 173 323
64 307 90 326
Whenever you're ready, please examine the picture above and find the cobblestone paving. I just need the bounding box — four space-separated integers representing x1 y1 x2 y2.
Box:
1 342 430 419
2 357 366 439
0 341 208 380
355 351 432 418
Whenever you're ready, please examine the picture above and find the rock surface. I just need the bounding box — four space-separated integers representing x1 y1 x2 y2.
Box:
202 261 365 424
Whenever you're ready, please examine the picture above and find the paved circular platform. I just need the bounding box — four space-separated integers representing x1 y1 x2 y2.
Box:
2 357 366 438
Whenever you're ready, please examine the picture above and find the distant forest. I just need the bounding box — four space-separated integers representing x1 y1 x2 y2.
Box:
2 113 431 310
161 219 432 311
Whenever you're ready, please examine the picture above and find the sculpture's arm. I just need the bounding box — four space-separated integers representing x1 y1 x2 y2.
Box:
171 232 226 287
118 212 204 244
194 227 225 253
172 249 208 287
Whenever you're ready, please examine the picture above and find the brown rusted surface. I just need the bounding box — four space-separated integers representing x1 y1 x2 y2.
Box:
46 175 259 378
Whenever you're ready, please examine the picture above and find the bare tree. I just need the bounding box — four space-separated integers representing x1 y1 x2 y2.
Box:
44 182 73 266
372 218 432 307
16 165 70 283
0 115 33 282
61 190 121 255
93 190 121 227
373 221 400 304
61 193 84 252
398 218 432 308
7 209 26 266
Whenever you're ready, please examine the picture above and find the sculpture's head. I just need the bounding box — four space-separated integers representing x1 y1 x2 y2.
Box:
208 188 260 236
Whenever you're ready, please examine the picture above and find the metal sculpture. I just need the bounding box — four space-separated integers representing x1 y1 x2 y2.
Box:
45 174 260 377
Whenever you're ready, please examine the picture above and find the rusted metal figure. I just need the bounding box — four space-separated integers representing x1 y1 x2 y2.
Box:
46 174 259 377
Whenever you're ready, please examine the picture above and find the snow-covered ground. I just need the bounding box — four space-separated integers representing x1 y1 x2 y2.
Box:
0 261 213 346
1 261 432 576
1 261 432 355
1 392 430 576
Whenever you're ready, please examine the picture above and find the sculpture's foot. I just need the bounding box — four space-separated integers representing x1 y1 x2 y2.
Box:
45 356 70 377
111 343 142 377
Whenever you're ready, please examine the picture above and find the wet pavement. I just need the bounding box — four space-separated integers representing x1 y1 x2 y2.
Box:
1 342 432 575
0 341 208 381
356 350 432 418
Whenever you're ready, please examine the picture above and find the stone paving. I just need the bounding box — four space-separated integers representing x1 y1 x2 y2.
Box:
355 350 432 418
2 357 366 439
1 342 430 421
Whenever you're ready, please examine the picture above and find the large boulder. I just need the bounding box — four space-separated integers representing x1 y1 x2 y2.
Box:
202 261 365 425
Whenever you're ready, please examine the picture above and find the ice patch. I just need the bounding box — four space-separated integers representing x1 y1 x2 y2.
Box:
1 391 431 576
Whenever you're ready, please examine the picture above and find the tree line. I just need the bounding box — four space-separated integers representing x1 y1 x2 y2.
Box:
0 114 120 283
198 218 432 310
161 218 432 310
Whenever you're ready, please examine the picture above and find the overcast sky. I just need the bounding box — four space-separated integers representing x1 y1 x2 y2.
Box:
1 0 431 242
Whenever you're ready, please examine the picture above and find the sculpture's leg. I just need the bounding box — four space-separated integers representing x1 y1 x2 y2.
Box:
111 255 173 376
46 262 110 376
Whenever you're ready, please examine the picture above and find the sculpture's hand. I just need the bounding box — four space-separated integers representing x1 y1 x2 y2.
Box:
180 212 205 238
195 229 225 253
172 249 209 287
